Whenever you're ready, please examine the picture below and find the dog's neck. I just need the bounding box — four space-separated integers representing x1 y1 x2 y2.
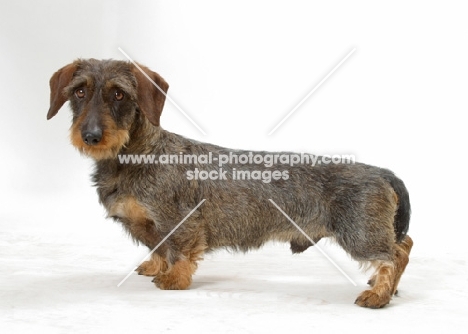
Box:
124 115 164 155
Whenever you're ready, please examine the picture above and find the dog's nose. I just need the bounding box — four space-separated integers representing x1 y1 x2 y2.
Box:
82 129 102 146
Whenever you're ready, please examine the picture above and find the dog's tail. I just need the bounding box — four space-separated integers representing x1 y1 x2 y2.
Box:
380 169 411 243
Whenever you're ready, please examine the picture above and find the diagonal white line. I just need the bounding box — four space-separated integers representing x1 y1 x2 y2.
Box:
268 199 357 286
118 47 207 136
117 199 206 287
268 47 356 135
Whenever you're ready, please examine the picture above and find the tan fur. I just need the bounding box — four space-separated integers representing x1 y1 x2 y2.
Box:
356 235 413 308
70 113 129 160
137 253 168 276
153 257 199 290
108 196 162 249
108 196 148 221
391 235 413 295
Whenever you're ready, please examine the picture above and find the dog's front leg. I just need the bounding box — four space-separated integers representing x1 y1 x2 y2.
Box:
150 218 207 290
110 196 206 290
107 196 173 278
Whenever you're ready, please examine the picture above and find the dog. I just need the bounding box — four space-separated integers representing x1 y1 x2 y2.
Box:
47 59 413 308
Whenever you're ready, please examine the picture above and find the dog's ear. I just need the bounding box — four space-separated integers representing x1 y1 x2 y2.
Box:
132 64 169 127
47 63 77 120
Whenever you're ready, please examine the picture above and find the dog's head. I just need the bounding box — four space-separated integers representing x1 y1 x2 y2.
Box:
47 59 169 160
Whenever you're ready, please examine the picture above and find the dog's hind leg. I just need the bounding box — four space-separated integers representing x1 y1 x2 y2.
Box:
390 235 413 295
355 235 413 308
330 181 412 308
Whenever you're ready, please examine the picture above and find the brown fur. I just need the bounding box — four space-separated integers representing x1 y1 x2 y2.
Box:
152 257 198 290
137 253 168 276
358 235 413 308
70 112 130 160
47 59 413 307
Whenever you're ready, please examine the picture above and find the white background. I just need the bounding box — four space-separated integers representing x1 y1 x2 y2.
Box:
1 0 467 332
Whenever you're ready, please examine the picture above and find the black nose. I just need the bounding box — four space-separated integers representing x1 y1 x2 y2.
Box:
82 129 102 146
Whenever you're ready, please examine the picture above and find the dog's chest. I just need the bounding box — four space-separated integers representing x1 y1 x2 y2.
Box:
93 163 149 221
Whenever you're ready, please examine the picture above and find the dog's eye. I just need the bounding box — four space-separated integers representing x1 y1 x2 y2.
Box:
75 88 85 99
114 90 125 101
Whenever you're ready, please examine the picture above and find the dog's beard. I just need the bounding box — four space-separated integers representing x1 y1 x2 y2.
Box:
70 127 129 160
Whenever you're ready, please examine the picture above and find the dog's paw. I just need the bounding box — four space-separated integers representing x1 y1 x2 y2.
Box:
355 290 391 309
152 273 192 290
136 260 161 276
151 259 195 290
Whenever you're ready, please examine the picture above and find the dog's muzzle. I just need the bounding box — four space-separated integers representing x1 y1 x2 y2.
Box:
81 109 103 146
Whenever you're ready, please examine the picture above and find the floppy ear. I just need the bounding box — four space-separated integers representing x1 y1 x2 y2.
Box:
132 63 169 126
47 63 77 120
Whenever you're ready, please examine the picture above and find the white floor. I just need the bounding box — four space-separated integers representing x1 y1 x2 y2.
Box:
1 194 467 333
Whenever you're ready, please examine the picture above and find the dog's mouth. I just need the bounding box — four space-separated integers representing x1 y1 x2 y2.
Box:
70 126 129 160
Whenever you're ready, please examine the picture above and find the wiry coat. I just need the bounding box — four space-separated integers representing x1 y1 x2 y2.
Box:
47 59 413 308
